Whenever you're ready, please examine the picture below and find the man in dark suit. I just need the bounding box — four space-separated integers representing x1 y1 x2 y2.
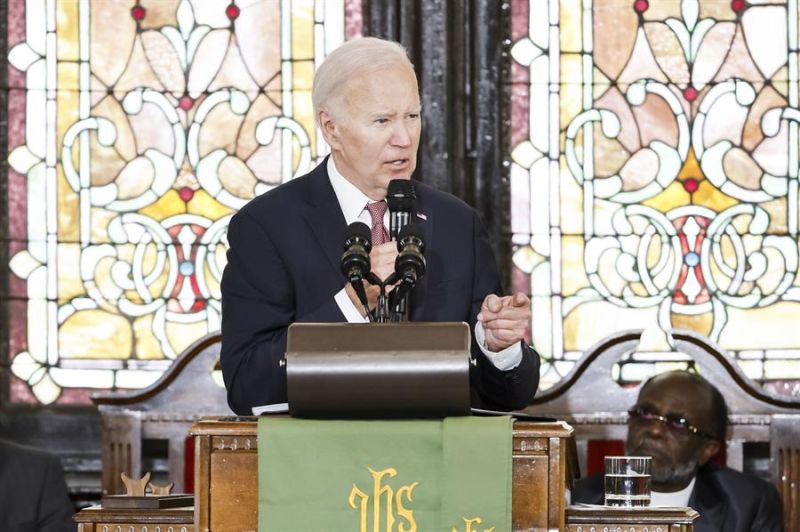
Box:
0 439 75 531
220 37 539 415
572 371 783 531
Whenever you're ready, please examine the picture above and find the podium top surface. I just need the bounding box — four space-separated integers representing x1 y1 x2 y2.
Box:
74 505 193 523
567 505 699 524
189 416 574 438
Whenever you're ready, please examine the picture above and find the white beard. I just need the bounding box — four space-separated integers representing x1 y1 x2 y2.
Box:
651 455 700 484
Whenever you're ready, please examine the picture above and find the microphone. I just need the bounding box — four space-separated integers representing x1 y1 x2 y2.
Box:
388 223 425 320
393 223 426 284
386 179 416 241
340 222 373 317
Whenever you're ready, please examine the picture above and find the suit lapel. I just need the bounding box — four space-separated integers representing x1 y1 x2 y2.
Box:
303 161 348 278
410 187 433 320
690 468 727 532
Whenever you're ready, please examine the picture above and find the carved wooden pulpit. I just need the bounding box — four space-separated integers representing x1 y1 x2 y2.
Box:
190 417 578 532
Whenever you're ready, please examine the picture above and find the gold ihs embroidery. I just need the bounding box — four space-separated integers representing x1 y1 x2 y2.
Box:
452 516 495 532
348 467 419 532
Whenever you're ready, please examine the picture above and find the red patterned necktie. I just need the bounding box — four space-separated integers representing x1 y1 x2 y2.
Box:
366 201 390 246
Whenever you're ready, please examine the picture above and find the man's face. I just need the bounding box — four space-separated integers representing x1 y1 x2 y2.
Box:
625 374 720 491
320 65 422 200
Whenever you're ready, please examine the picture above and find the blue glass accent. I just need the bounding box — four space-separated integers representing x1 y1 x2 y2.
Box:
179 261 195 276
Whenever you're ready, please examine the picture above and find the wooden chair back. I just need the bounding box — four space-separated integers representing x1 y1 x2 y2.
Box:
523 328 800 531
92 333 229 495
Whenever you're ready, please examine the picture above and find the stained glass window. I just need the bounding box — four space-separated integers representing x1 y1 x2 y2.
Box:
4 0 361 405
510 0 800 394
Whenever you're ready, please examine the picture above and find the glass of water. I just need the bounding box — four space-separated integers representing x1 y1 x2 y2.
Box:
604 456 651 507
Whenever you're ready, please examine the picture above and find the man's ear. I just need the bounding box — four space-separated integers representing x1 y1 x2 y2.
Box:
698 439 721 466
318 108 341 151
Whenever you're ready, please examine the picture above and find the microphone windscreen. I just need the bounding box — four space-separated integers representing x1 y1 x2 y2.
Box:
344 221 371 248
397 222 424 243
386 179 416 211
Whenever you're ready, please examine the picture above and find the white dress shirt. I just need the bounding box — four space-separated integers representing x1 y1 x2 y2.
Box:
327 157 523 371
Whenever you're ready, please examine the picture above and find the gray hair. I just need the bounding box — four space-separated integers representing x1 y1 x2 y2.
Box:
312 37 416 122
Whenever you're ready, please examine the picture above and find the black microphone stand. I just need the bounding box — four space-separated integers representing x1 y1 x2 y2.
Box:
361 274 408 324
388 283 413 322
392 285 409 321
361 272 388 323
374 282 390 323
381 271 415 323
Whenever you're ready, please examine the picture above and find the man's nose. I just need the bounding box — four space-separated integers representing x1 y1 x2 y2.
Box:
391 122 412 147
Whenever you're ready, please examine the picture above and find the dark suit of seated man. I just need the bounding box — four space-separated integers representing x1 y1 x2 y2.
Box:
220 37 540 415
0 438 75 532
572 370 783 532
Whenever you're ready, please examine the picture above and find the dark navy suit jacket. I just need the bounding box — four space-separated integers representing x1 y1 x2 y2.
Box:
220 159 539 414
0 439 75 532
573 463 784 532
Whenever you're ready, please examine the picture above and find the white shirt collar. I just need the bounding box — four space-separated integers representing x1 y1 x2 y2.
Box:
650 476 696 507
327 156 376 225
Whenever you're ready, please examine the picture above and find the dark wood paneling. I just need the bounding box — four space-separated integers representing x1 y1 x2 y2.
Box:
363 0 512 289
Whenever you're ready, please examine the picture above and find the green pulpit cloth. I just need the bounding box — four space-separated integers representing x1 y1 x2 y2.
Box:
258 416 513 532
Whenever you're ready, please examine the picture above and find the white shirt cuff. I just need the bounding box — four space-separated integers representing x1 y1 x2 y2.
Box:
473 321 523 371
334 288 369 323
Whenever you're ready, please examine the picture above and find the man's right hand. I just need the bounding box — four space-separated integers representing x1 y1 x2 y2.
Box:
345 242 398 315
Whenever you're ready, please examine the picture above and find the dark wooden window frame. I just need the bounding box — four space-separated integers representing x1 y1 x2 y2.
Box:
363 0 513 290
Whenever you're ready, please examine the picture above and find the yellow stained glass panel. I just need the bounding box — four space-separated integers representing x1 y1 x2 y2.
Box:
57 243 85 303
560 0 582 53
60 309 132 359
186 189 235 219
134 314 164 360
139 190 189 221
57 168 80 244
56 1 80 63
561 236 589 296
292 0 315 60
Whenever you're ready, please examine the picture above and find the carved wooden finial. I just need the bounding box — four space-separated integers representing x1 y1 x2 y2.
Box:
121 472 150 497
148 481 174 495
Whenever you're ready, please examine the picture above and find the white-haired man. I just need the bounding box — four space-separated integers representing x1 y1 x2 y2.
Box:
220 37 539 415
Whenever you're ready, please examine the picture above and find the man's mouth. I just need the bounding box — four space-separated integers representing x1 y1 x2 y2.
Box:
386 158 409 167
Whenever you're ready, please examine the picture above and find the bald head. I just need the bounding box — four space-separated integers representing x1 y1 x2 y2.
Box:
639 371 728 442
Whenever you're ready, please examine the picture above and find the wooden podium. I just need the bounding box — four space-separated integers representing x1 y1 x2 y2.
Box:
76 416 698 531
190 417 577 532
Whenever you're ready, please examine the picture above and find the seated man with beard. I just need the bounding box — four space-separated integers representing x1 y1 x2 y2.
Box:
572 370 783 532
